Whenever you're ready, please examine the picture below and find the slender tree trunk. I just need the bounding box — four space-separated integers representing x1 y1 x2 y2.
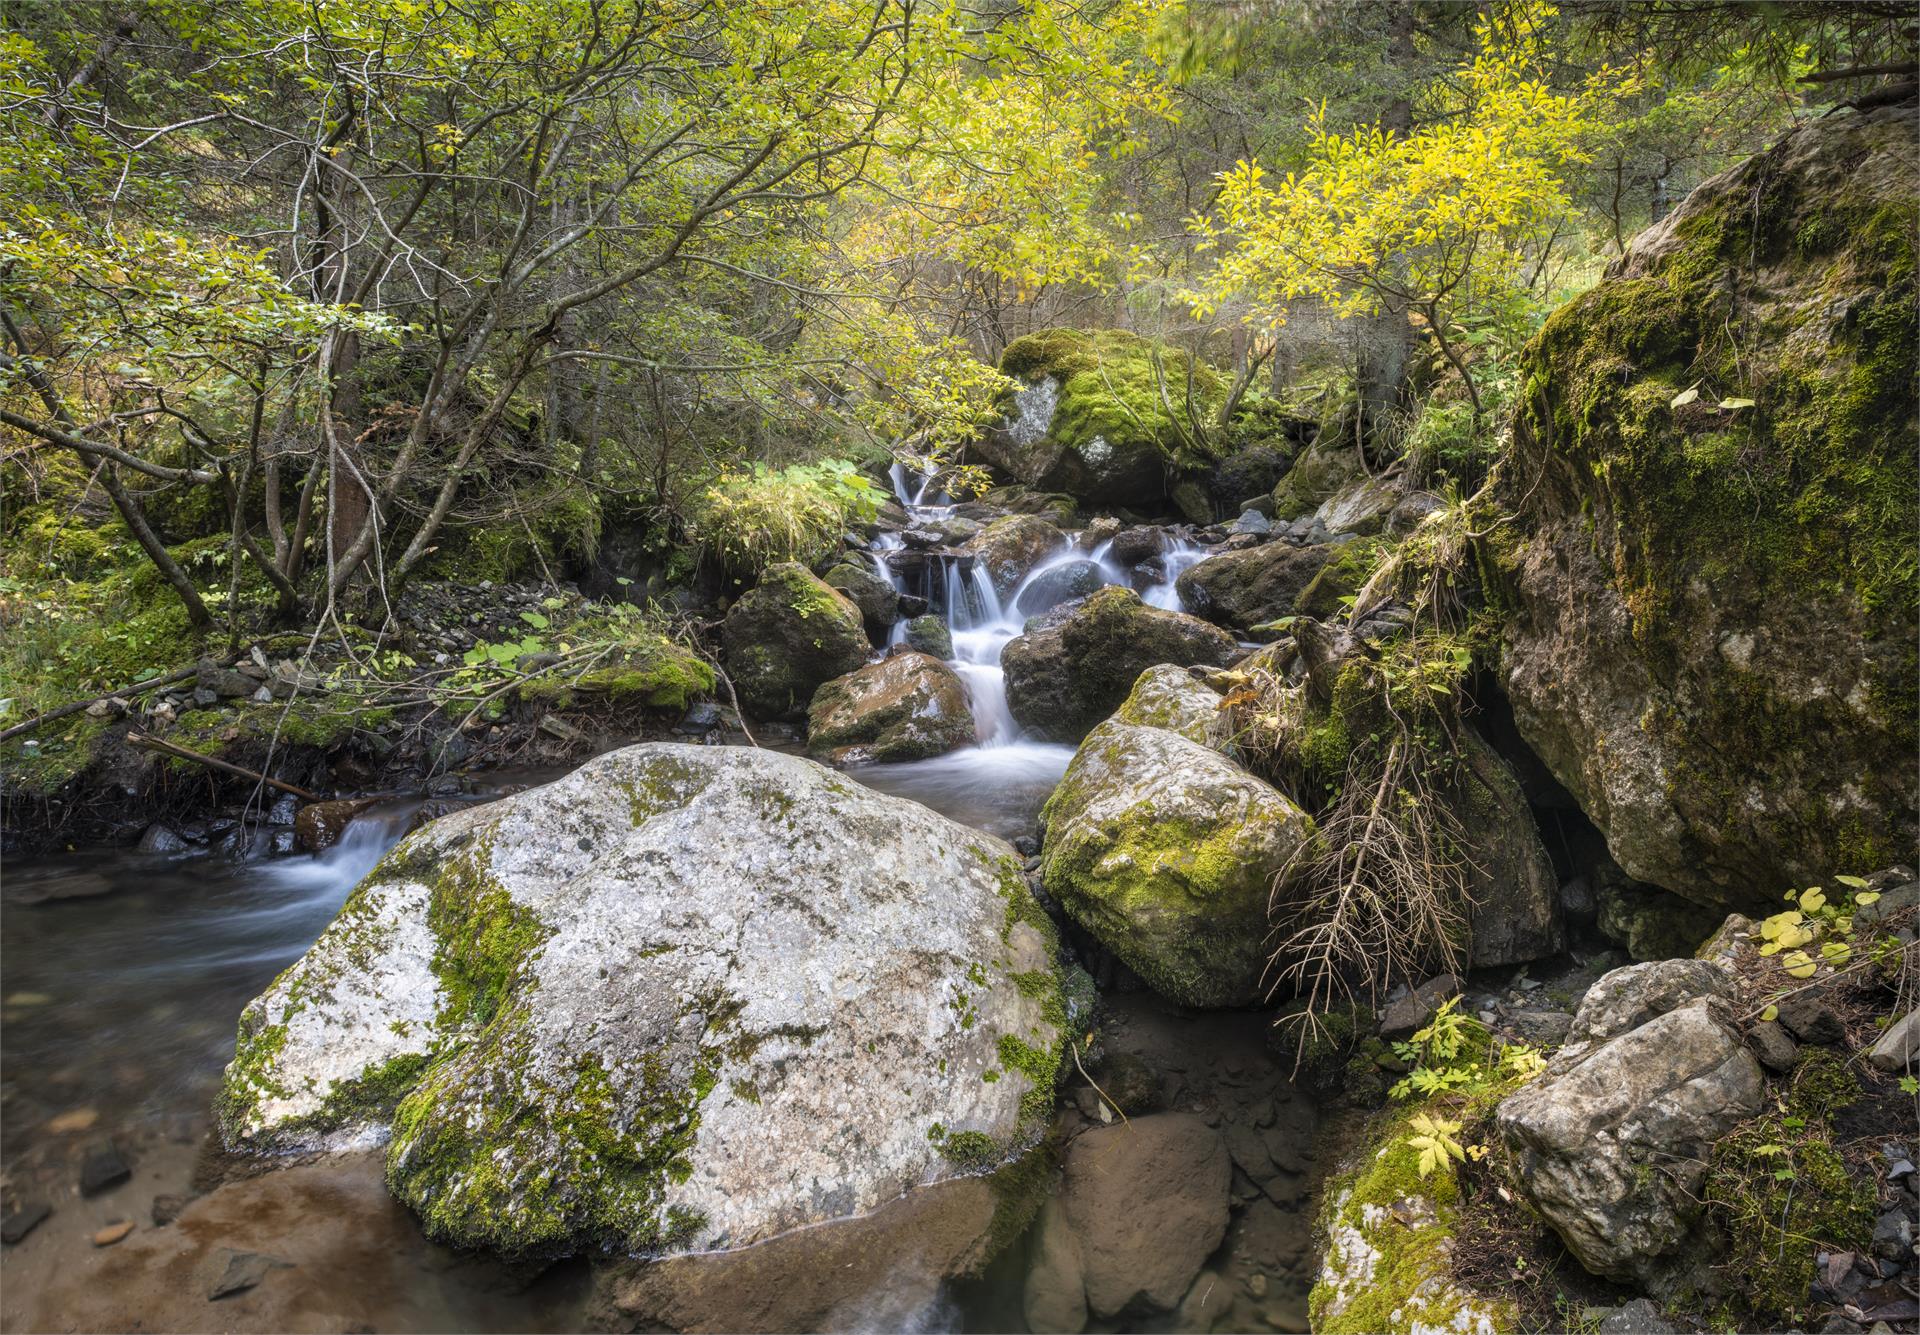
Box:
1355 5 1417 456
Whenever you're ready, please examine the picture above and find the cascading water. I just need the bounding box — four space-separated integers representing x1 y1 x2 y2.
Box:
852 464 1208 836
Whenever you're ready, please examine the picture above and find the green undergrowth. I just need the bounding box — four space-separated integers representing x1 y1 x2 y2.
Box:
1702 1049 1875 1327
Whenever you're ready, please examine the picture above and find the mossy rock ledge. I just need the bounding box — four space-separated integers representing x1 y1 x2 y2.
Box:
1495 105 1919 913
972 328 1224 509
217 743 1066 1260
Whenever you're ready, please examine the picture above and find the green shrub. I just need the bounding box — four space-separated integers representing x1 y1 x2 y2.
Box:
687 459 880 577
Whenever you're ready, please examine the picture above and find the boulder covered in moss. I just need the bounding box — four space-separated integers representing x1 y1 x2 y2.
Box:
807 651 975 763
217 744 1065 1260
1002 586 1239 742
1495 106 1919 914
1175 540 1343 633
974 329 1224 509
1039 719 1317 1007
721 562 870 720
1112 663 1232 753
821 560 899 631
963 513 1065 597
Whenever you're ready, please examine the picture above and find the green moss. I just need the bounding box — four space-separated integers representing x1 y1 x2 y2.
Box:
999 327 1228 469
424 835 553 1029
1705 1108 1874 1325
934 1129 1001 1171
215 1010 292 1138
1309 1100 1517 1335
1294 537 1388 619
517 636 714 712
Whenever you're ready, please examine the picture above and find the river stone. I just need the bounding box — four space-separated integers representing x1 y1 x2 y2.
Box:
1311 474 1401 537
901 614 953 659
964 514 1066 597
1002 586 1238 743
1495 107 1919 914
1496 1001 1764 1292
821 562 899 629
1021 1114 1230 1327
1174 541 1342 632
721 563 870 721
217 744 1064 1259
1040 720 1316 1007
1013 558 1106 616
806 652 974 763
1555 958 1737 1068
1112 663 1231 753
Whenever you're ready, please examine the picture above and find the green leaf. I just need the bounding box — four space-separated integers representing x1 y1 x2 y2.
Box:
1718 396 1755 410
520 611 550 629
1670 384 1701 408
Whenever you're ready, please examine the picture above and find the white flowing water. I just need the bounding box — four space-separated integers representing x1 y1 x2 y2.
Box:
854 466 1205 834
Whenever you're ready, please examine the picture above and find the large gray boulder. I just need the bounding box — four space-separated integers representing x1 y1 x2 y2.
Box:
722 563 870 720
1039 719 1316 1007
1002 587 1238 743
1455 731 1564 967
218 744 1064 1259
806 651 975 763
1497 999 1764 1291
1495 107 1918 913
1553 958 1738 1069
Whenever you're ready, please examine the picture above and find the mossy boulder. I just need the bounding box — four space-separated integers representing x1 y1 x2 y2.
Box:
1271 434 1365 520
902 614 953 659
1495 106 1919 913
1002 586 1239 743
976 328 1224 509
1175 541 1344 633
721 563 870 721
807 651 976 763
1113 663 1233 754
821 561 899 631
963 514 1066 597
217 744 1065 1260
1039 719 1317 1007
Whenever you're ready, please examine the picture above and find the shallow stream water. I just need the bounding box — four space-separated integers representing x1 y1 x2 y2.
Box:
0 476 1323 1333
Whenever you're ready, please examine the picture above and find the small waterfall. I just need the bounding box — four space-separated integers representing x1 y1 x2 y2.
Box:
861 465 1207 757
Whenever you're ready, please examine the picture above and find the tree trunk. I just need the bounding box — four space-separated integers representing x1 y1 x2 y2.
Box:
1355 5 1418 457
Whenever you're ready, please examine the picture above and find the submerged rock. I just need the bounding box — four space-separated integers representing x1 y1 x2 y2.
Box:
1495 106 1919 912
1040 720 1316 1007
1021 1114 1230 1330
218 744 1064 1259
1002 586 1238 743
721 563 870 721
1175 541 1341 632
806 652 975 763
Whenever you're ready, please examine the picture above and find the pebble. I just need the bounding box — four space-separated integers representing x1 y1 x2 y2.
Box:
45 1107 98 1134
91 1220 133 1246
78 1140 131 1196
1 1201 51 1245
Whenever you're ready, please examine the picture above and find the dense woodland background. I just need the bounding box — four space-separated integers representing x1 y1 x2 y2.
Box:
0 0 1911 769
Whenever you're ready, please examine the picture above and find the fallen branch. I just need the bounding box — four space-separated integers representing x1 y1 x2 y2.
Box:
125 729 323 802
0 667 197 744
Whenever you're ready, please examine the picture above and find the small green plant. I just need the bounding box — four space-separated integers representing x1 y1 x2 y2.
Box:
1405 1112 1467 1179
1751 879 1881 980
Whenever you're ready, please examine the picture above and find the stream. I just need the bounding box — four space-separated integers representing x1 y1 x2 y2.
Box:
0 475 1322 1334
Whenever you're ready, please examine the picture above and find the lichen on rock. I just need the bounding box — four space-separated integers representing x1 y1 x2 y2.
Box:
218 744 1066 1260
1494 105 1920 913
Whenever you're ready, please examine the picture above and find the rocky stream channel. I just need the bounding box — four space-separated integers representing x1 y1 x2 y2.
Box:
5 107 1920 1335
